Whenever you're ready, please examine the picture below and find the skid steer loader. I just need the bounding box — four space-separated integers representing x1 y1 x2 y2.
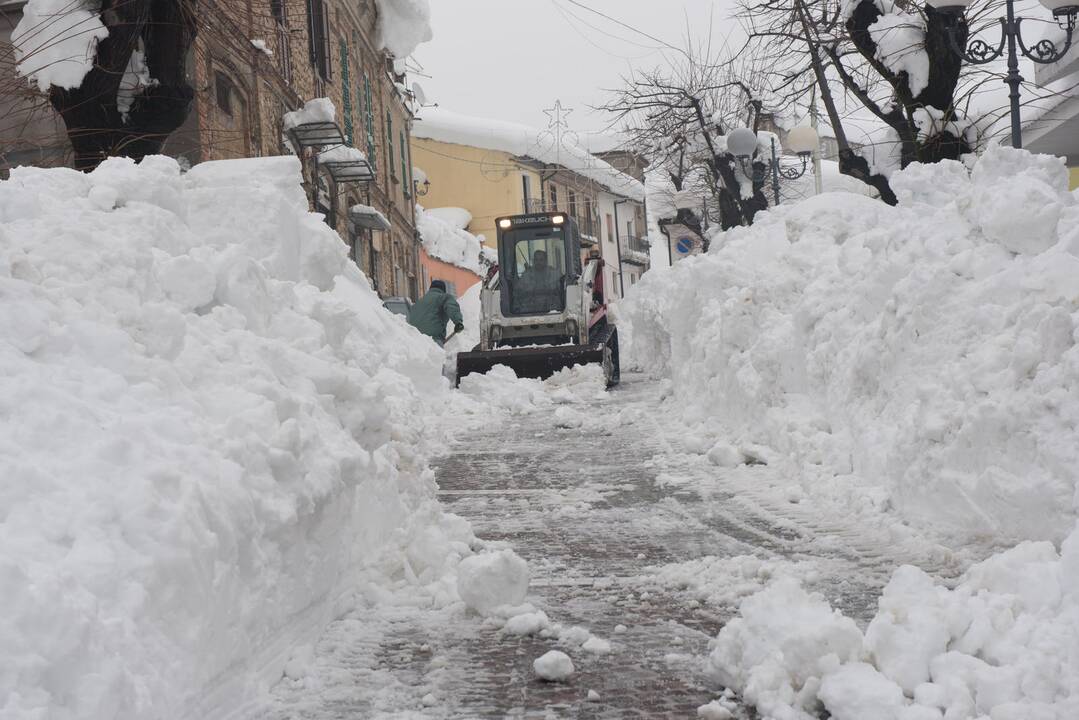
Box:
455 212 620 388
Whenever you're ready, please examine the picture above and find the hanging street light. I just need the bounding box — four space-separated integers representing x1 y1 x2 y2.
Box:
931 0 1079 148
727 126 820 205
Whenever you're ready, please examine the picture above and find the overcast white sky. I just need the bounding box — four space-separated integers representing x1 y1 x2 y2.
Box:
412 0 741 135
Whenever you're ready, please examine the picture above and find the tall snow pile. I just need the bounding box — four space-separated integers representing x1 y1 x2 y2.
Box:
0 155 460 719
416 205 494 275
625 146 1079 548
375 0 433 58
626 145 1079 719
13 0 109 90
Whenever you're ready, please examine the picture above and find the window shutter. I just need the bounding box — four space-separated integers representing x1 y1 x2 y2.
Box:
400 131 408 193
339 40 353 145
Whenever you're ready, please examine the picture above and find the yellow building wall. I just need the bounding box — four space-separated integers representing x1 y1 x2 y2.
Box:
412 138 543 248
1070 167 1079 191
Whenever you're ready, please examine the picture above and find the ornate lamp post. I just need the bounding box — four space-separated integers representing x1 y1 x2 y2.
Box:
728 126 820 205
932 0 1079 148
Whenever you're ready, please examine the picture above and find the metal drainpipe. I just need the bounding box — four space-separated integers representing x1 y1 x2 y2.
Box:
614 199 630 298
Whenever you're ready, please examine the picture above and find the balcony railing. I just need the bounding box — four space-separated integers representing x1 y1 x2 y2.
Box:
620 235 650 265
521 197 599 240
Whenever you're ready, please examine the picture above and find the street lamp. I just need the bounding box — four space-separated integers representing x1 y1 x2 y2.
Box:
932 0 1079 148
728 126 819 205
414 177 431 196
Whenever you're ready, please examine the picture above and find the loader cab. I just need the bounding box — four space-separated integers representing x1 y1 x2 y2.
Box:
496 213 582 318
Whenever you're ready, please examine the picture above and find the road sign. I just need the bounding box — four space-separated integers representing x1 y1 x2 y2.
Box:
676 237 694 254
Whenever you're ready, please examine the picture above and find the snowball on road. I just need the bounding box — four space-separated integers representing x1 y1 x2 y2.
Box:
456 548 530 616
533 650 575 681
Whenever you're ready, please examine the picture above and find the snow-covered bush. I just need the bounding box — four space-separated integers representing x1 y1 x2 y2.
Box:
0 155 466 718
625 146 1079 547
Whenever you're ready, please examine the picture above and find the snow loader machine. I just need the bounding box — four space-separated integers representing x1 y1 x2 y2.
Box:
455 212 620 387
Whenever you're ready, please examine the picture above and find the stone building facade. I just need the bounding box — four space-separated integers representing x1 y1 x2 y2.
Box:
0 0 421 299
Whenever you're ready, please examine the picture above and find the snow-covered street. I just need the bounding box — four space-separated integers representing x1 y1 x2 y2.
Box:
6 1 1079 715
253 372 970 719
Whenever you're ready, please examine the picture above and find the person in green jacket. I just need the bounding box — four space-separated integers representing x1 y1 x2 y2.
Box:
407 280 464 346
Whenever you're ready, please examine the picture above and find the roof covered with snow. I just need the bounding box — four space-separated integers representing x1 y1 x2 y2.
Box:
375 0 433 58
412 107 645 201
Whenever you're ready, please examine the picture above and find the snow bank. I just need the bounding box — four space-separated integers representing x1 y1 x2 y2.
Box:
0 155 456 719
624 146 1079 547
710 535 1079 719
375 0 433 58
13 0 109 90
416 204 493 275
413 107 645 201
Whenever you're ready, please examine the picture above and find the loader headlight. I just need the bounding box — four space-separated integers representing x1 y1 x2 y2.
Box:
498 219 512 229
551 215 565 225
565 319 578 340
490 325 502 343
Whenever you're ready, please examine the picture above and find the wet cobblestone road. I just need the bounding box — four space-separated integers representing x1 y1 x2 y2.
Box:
261 373 961 719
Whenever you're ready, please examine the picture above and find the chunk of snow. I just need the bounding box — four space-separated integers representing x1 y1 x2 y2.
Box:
283 97 336 130
587 689 601 701
697 701 734 720
457 549 530 616
504 610 551 636
252 38 273 56
417 205 491 275
533 650 574 681
319 145 368 164
707 442 745 468
711 524 1079 720
868 11 929 97
375 0 433 58
425 206 472 230
819 662 907 720
581 636 612 654
12 0 109 90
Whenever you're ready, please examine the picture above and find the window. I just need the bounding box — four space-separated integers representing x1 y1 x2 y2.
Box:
215 72 233 116
502 227 568 316
307 0 331 81
568 191 577 220
605 213 614 242
548 184 558 210
273 1 291 82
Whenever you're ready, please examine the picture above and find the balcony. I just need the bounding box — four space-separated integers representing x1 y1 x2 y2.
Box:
521 198 599 241
620 235 650 266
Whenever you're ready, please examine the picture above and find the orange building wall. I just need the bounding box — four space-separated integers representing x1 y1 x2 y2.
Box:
419 250 481 297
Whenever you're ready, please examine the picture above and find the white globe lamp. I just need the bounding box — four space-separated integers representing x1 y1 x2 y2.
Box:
727 128 759 158
787 126 820 157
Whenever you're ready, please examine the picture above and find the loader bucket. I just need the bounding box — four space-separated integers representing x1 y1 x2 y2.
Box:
455 342 605 385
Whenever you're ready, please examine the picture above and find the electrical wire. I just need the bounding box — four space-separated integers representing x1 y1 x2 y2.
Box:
557 0 687 56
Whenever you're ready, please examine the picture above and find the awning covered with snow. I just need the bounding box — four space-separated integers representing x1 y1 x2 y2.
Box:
349 204 391 231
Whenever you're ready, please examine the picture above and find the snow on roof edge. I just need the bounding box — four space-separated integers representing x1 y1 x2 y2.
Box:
413 107 645 201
